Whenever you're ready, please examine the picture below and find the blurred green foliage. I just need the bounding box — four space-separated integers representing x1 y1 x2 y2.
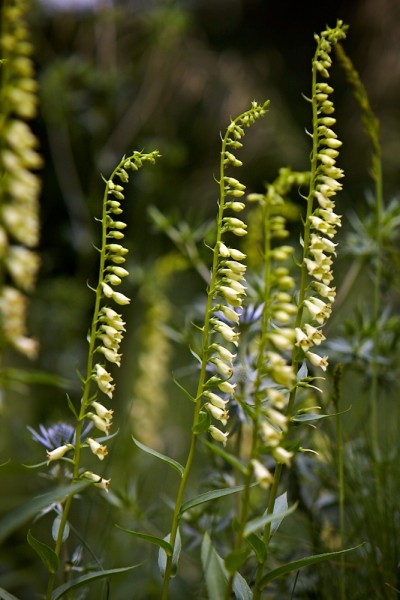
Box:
1 1 400 598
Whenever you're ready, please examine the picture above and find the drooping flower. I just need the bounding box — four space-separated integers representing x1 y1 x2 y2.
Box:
92 364 115 398
82 471 111 493
251 459 274 489
208 425 229 446
87 438 108 460
46 444 73 464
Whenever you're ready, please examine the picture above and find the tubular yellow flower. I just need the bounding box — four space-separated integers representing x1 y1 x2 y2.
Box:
306 350 329 371
88 413 111 435
91 401 113 421
46 444 73 465
261 421 282 447
218 380 236 395
87 438 108 461
273 446 293 466
209 425 229 446
0 0 41 358
205 403 228 426
203 390 229 410
111 291 131 305
98 346 121 366
210 343 236 363
251 459 274 489
82 471 111 493
211 357 233 378
92 363 115 398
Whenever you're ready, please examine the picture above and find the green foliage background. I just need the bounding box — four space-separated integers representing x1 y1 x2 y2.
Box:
1 1 400 598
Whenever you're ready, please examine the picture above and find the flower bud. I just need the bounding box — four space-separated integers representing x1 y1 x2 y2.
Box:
209 425 228 446
46 444 72 464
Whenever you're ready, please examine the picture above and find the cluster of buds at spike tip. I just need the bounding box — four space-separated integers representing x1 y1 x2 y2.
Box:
81 151 157 477
0 0 42 358
297 21 347 373
90 151 159 396
202 102 269 446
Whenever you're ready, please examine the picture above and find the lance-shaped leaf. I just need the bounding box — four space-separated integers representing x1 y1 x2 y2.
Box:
201 532 252 600
244 501 297 538
0 587 21 600
181 483 256 515
0 481 90 543
202 439 248 475
158 529 181 578
258 544 363 588
132 435 184 477
27 530 58 574
51 565 138 600
115 525 172 555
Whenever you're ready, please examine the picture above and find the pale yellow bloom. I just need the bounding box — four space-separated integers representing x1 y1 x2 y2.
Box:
209 425 229 446
82 471 110 493
87 438 108 460
46 444 72 464
251 459 273 489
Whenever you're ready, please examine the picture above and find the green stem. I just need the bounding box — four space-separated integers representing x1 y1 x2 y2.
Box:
252 464 283 600
335 373 346 600
161 122 232 600
45 168 118 600
253 42 322 597
370 155 383 461
225 189 274 600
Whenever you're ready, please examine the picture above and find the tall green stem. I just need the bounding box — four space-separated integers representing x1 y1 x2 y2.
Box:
253 31 334 595
45 157 136 598
161 123 233 600
224 195 273 599
332 365 346 600
370 156 383 461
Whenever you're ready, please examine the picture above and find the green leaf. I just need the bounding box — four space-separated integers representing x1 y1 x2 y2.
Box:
201 532 227 600
189 345 202 365
0 586 22 600
66 394 78 418
244 501 297 538
224 547 250 573
158 529 181 578
296 362 308 380
192 410 210 434
201 439 248 475
291 406 351 423
27 530 58 574
233 572 253 600
246 533 266 563
115 525 172 555
51 516 69 543
131 435 184 477
172 375 196 403
0 368 71 389
22 460 49 469
181 484 254 515
270 492 289 538
258 544 363 588
51 565 137 600
0 481 90 543
291 413 330 423
201 533 252 600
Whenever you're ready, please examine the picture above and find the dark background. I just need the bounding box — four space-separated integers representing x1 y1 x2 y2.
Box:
1 1 400 597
